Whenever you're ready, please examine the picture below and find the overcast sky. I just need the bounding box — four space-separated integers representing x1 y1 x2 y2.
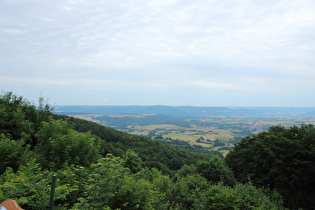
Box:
1 0 315 106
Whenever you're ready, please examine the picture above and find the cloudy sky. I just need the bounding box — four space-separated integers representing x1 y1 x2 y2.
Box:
1 0 315 106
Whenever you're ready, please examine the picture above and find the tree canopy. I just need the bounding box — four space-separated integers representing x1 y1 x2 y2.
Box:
226 124 315 210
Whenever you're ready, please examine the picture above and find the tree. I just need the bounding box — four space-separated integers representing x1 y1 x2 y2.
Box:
175 164 197 179
0 134 30 174
194 182 286 210
123 150 143 173
36 120 100 170
225 124 315 210
0 160 79 209
74 155 129 209
111 175 167 210
172 174 209 209
197 155 236 186
0 91 52 148
137 167 173 207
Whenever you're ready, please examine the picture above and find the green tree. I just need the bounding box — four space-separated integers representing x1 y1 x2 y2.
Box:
0 91 52 148
197 155 236 186
111 175 167 210
0 160 50 209
74 155 129 209
172 174 209 209
175 164 197 178
0 160 79 209
36 120 100 170
0 134 30 174
225 124 315 210
123 149 143 173
137 167 173 207
52 165 89 209
194 182 286 210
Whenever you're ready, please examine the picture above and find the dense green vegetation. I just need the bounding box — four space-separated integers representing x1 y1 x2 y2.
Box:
1 91 313 209
226 125 315 209
53 114 221 174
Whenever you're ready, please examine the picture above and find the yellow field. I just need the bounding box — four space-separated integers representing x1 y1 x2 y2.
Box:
129 123 235 148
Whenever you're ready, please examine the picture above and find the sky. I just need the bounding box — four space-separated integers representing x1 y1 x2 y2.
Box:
1 0 315 107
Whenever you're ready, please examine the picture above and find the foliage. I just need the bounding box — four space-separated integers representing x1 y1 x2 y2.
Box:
196 155 236 186
172 174 210 209
0 91 51 147
0 160 49 209
123 150 143 173
194 182 286 210
0 160 77 210
136 167 173 206
35 120 100 170
174 164 198 178
111 175 167 210
54 165 89 208
226 124 315 210
0 134 30 174
74 155 129 209
0 92 290 209
1 165 83 209
57 114 213 173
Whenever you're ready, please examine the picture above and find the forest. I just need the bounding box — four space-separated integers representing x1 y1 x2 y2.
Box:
0 91 314 209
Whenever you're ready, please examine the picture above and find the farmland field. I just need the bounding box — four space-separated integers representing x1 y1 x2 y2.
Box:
54 105 315 155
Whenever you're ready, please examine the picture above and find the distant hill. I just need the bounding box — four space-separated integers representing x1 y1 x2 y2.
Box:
54 105 230 117
54 105 315 118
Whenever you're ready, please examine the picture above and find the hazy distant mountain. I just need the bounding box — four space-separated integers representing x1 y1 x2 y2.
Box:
54 105 315 118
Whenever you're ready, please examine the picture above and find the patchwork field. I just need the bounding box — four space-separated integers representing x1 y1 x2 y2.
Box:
68 112 315 155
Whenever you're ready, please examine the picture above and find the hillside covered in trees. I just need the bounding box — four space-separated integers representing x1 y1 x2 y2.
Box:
0 92 314 209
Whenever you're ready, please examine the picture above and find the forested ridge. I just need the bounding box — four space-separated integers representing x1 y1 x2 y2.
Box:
0 92 314 209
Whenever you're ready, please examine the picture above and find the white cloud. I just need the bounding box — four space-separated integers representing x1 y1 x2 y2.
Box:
0 76 170 92
1 0 315 106
187 81 239 90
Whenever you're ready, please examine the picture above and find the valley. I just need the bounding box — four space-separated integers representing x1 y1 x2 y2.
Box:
54 105 315 155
